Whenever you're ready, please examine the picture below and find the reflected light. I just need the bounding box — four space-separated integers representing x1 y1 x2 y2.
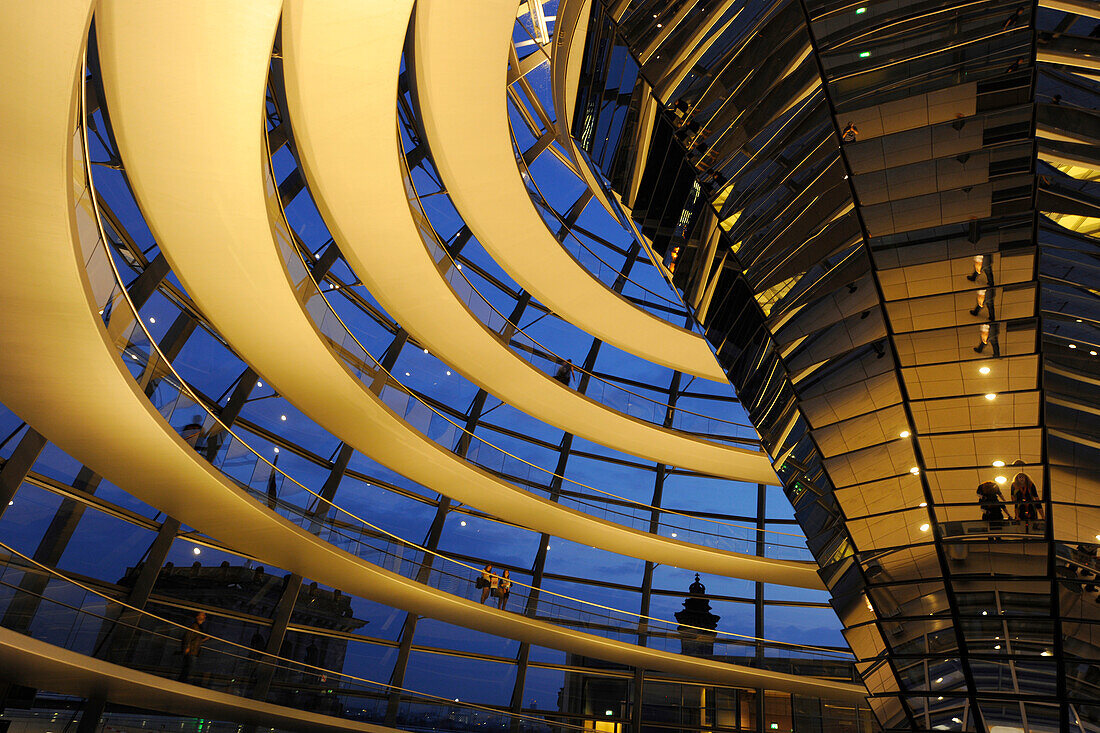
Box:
995 476 1007 484
992 460 1005 467
919 523 930 532
978 366 990 375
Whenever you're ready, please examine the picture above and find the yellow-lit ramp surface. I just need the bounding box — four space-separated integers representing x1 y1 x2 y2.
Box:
0 0 863 701
279 2 777 484
412 0 729 383
95 1 804 581
0 629 394 733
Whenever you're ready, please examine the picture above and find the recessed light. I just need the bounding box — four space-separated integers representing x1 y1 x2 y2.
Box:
280 415 287 421
936 677 943 684
149 317 156 324
919 523 930 532
1069 344 1077 349
900 430 910 438
910 467 920 475
257 381 263 387
855 6 867 13
1091 351 1097 356
446 370 452 375
978 366 990 375
992 460 1005 467
273 447 280 454
919 502 927 507
985 393 996 400
995 475 1007 484
859 51 871 58
423 348 429 354
994 644 1001 650
460 520 466 527
671 532 678 537
192 547 201 556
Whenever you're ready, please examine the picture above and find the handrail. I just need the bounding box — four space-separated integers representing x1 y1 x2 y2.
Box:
0 542 587 733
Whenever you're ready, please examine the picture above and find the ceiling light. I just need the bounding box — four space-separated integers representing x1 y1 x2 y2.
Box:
423 348 429 354
1041 650 1052 656
952 718 962 724
1091 351 1097 356
446 370 452 375
7 500 12 506
656 23 662 27
910 467 920 475
992 460 1005 467
671 532 678 537
995 476 1006 484
919 523 930 532
919 502 927 507
994 644 1001 649
605 710 614 716
149 317 156 324
900 430 910 438
855 6 867 13
937 696 943 701
546 545 551 550
456 263 462 270
978 366 990 375
257 381 263 387
981 610 987 615
273 447 280 454
1095 534 1100 542
192 547 201 556
405 372 410 376
1069 344 1077 349
460 520 466 527
859 51 871 58
984 393 996 400
280 415 287 421
936 677 943 684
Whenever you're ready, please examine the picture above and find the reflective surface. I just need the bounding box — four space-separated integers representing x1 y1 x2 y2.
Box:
575 0 1099 730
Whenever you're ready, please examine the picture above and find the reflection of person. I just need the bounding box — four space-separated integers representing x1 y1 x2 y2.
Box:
974 322 1000 356
179 611 209 683
495 569 512 610
554 360 574 387
966 254 994 285
970 286 995 320
977 481 1009 521
477 564 494 604
1011 472 1043 521
841 122 859 142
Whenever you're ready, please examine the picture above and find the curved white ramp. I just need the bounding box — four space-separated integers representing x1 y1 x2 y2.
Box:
0 628 390 733
413 0 729 383
95 1 802 582
0 3 856 693
279 2 776 484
